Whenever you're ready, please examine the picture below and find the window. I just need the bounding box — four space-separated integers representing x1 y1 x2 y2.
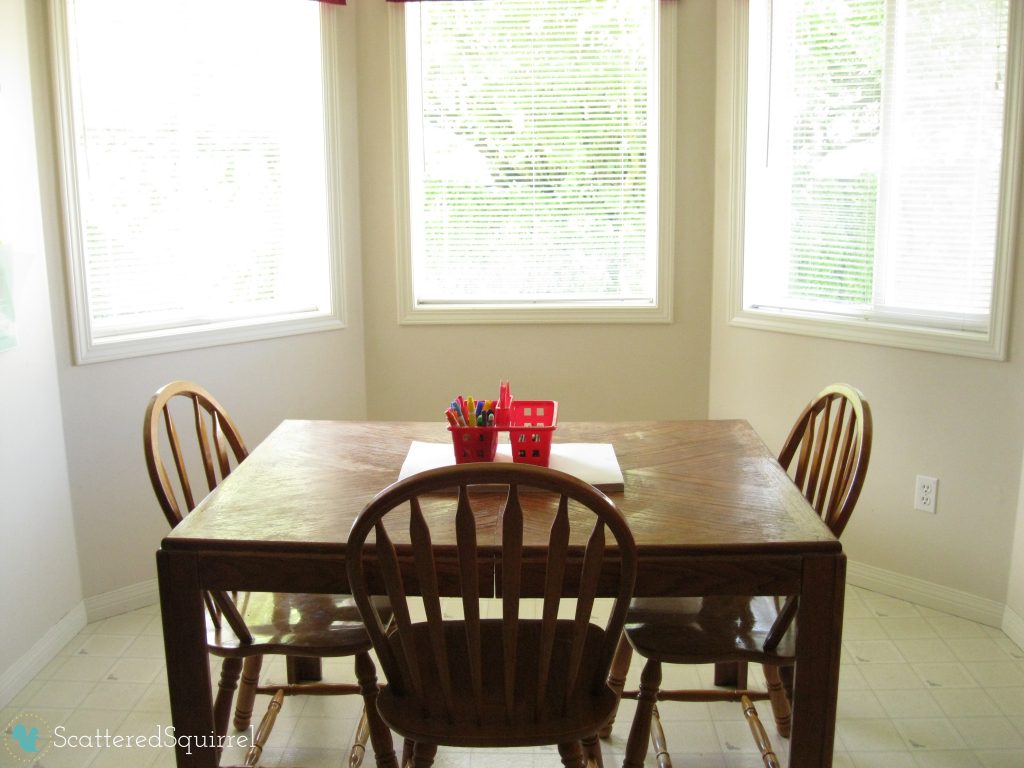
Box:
51 0 346 363
392 0 675 323
731 0 1022 358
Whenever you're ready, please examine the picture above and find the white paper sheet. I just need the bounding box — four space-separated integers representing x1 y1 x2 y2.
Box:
398 441 625 493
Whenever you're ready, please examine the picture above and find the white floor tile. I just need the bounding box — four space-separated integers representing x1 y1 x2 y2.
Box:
951 717 1024 750
894 718 969 750
3 594 1024 767
877 689 945 720
837 718 908 752
962 662 1024 689
881 617 941 641
931 689 1002 718
860 663 926 691
895 639 958 664
975 749 1024 767
846 640 908 664
914 664 980 690
910 750 984 768
849 750 918 768
946 639 1015 663
863 597 921 619
838 689 888 720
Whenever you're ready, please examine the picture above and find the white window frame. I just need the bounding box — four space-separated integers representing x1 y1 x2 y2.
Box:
389 0 677 326
724 1 1023 360
49 0 349 364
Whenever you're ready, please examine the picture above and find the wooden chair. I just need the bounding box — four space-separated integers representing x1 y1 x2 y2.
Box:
144 380 396 767
346 463 638 768
611 384 872 768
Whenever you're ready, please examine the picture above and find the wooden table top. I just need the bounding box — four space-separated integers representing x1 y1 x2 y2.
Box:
164 419 839 557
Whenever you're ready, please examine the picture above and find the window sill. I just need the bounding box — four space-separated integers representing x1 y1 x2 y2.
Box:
73 313 344 365
729 307 1007 361
398 303 673 326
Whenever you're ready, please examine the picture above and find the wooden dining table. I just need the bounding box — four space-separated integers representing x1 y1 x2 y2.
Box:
157 419 845 768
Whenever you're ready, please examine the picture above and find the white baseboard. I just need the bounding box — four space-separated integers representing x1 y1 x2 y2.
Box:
0 602 87 709
83 578 159 623
847 560 1005 628
1 582 160 709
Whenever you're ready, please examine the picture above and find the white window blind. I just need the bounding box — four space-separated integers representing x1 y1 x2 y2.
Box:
741 0 1013 345
53 0 341 362
402 0 662 313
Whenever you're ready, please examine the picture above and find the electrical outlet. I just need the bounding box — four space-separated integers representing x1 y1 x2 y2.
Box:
915 475 938 513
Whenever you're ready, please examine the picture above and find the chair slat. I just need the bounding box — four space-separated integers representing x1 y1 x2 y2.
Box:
537 495 570 711
793 411 815 491
501 483 524 721
565 519 605 709
812 397 846 514
212 413 233 480
823 411 853 525
192 395 219 495
409 498 455 719
805 398 832 503
164 407 196 513
374 519 423 701
454 486 484 719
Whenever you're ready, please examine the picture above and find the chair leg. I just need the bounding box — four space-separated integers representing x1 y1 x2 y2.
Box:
780 663 794 700
600 634 633 738
741 695 782 768
650 704 672 768
582 733 603 768
214 657 244 740
241 689 284 767
622 658 661 768
401 739 414 768
762 664 792 738
354 652 398 768
347 707 370 768
411 742 437 767
557 741 586 768
233 655 263 731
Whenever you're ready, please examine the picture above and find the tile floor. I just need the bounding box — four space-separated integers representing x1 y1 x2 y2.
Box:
3 586 1024 767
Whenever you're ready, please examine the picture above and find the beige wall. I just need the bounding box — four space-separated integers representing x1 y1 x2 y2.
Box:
0 0 83 677
355 0 715 423
709 1 1024 607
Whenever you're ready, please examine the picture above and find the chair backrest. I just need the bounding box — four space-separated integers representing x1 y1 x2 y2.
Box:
777 383 872 538
143 380 249 528
764 384 871 651
144 380 252 642
346 463 637 726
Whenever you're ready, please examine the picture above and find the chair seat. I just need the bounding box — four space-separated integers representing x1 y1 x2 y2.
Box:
208 593 392 657
624 596 796 664
376 619 619 748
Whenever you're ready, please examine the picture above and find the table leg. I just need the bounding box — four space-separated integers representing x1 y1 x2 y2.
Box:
713 662 747 688
287 657 323 683
158 550 218 768
789 553 845 768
